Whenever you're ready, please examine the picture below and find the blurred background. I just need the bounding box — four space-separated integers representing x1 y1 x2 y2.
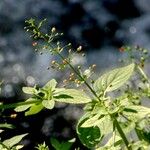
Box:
0 0 150 149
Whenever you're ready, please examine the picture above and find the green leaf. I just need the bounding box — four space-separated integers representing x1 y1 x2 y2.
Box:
123 105 150 120
121 121 135 134
42 100 55 109
0 123 14 129
135 128 150 143
136 119 150 143
50 138 75 150
96 115 113 135
43 79 57 91
94 63 135 94
38 19 47 29
14 98 36 112
25 18 35 25
22 87 37 94
0 145 4 150
83 102 94 112
50 138 60 150
77 113 102 148
91 102 107 115
3 133 28 148
81 113 113 136
80 113 105 128
53 89 91 104
13 145 24 150
25 103 44 116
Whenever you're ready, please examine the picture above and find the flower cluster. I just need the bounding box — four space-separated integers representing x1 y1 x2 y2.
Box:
25 19 97 89
119 45 149 68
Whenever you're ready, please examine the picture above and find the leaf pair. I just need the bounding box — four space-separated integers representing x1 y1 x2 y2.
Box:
15 79 91 116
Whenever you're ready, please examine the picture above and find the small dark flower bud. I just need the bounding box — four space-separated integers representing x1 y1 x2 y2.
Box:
119 47 125 52
70 73 74 77
140 63 144 68
51 65 55 69
63 59 68 65
32 42 38 47
91 80 94 84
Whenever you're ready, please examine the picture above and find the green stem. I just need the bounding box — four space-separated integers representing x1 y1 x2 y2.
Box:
59 52 100 100
0 100 39 110
113 117 132 150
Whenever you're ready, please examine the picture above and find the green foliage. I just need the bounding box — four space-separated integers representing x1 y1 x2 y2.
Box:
14 79 91 116
50 138 75 150
94 63 135 95
25 103 44 116
0 134 28 150
0 123 14 129
123 105 150 120
53 89 91 103
14 98 37 112
77 113 102 148
0 19 150 149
